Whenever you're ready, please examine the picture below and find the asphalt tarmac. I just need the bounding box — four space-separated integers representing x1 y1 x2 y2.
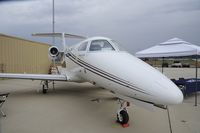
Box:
0 68 200 133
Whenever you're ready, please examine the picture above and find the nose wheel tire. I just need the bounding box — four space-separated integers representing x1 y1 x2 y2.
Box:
117 110 129 124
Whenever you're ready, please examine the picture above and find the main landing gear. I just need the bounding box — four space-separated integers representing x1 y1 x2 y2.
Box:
41 80 55 94
117 99 130 127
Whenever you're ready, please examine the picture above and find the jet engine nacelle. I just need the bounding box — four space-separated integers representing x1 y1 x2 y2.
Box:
49 46 59 58
48 46 63 62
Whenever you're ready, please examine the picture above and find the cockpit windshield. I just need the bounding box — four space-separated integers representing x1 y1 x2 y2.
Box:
89 40 114 51
111 40 125 51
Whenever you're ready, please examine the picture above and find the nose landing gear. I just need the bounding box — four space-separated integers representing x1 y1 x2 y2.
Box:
117 99 130 127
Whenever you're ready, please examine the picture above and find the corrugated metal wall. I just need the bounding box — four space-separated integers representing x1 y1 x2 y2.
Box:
0 34 51 74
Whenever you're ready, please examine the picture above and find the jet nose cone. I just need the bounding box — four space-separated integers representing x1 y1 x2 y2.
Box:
162 82 184 105
153 79 183 105
169 87 183 104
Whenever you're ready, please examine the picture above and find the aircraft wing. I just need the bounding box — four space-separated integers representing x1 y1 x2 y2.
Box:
0 73 67 81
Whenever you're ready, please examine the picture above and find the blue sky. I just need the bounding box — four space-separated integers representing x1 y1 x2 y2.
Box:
0 0 199 53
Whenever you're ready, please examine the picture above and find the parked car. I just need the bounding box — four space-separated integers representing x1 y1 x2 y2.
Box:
182 63 190 68
171 61 182 67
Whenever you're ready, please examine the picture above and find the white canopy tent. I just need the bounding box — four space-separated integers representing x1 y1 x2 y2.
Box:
135 38 200 58
135 38 200 106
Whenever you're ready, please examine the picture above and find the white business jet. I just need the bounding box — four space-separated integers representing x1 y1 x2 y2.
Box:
0 33 183 125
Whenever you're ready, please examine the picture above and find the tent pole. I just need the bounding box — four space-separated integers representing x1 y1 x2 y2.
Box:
162 57 164 73
195 55 198 106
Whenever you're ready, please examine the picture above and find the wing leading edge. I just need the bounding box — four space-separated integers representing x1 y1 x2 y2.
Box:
0 73 67 81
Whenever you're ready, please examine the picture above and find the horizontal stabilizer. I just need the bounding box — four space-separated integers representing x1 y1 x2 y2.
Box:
32 33 86 39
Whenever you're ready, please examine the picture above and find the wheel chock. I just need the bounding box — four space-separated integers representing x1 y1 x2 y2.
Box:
122 123 129 128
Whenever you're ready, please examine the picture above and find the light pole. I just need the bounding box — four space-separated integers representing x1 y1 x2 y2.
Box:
52 0 55 45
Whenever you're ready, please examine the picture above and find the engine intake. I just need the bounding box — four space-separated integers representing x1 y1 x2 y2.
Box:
49 46 59 57
48 46 63 61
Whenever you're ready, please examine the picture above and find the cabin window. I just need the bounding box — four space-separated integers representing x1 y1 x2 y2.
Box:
89 40 114 51
78 42 88 51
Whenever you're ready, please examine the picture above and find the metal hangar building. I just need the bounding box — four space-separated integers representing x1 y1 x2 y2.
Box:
0 33 51 74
